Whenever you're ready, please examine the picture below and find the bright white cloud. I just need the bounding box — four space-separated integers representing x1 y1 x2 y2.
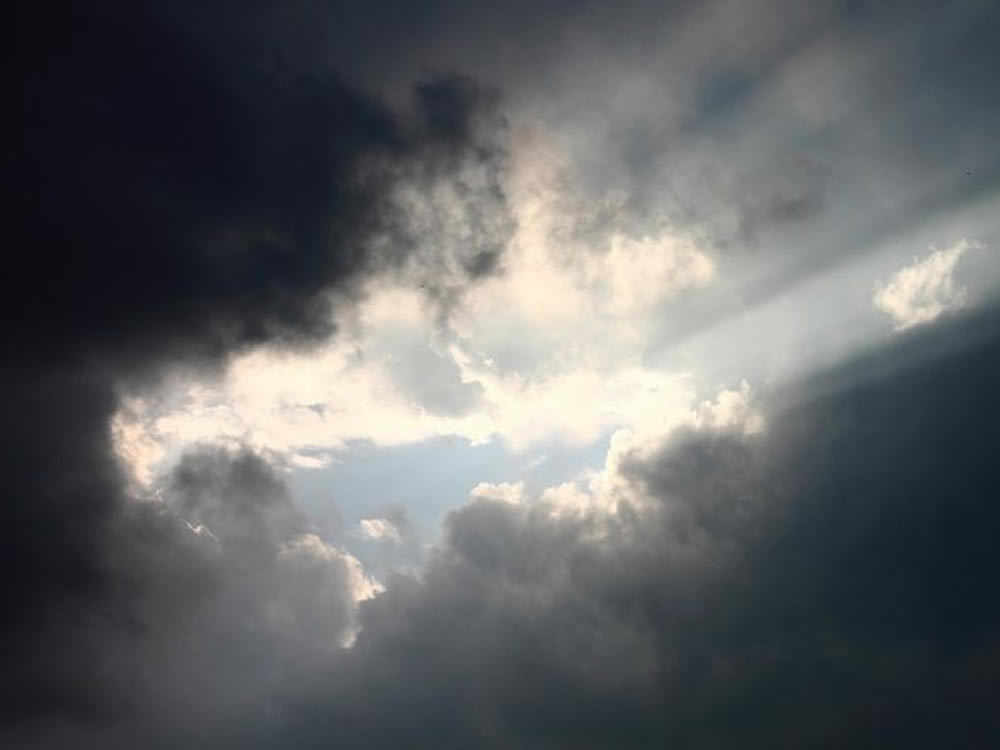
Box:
476 381 765 521
454 124 715 336
874 239 979 331
691 380 766 434
110 126 723 489
111 397 167 490
288 453 335 470
470 481 527 505
358 518 403 544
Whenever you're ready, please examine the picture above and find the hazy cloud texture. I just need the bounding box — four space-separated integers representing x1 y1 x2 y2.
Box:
6 0 1000 747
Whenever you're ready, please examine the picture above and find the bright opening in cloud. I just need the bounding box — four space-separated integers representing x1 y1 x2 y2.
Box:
12 1 1000 747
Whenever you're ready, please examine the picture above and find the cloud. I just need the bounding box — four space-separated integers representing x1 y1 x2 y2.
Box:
2 445 379 747
470 481 527 505
12 11 511 376
108 347 718 486
281 306 1000 749
874 240 980 330
106 127 724 481
16 308 1000 748
288 453 336 470
3 0 511 734
358 518 403 544
6 0 1000 747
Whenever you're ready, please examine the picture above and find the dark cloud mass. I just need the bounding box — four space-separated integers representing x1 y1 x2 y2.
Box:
287 310 1000 749
21 305 996 749
5 0 509 739
5 0 1000 748
9 1 510 371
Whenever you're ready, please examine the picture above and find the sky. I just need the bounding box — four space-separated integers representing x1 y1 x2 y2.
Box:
6 0 1000 747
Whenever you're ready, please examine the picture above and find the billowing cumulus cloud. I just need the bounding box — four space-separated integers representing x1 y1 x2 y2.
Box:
106 125 724 480
98 0 1000 487
280 309 1000 749
4 0 511 736
6 0 1000 748
23 305 1000 749
875 240 980 330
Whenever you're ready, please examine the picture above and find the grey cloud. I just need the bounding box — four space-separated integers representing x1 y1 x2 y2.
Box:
374 328 486 417
171 448 304 553
275 306 1000 749
10 447 363 749
497 0 998 286
11 219 1000 750
4 0 511 736
5 0 1000 747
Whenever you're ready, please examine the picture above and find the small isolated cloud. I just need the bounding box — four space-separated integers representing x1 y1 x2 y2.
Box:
288 453 335 470
874 239 980 330
470 480 527 505
358 517 403 544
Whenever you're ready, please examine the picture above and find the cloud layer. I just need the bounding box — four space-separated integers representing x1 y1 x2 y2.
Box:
5 0 511 734
6 0 1000 747
16 306 1000 749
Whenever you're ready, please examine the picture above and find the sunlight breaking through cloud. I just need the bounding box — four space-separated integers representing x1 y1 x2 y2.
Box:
874 239 981 330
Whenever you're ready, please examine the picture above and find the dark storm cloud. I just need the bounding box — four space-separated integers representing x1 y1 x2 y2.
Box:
4 0 510 737
6 0 1000 748
278 306 1000 749
9 1 511 373
18 306 1000 748
9 446 366 749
